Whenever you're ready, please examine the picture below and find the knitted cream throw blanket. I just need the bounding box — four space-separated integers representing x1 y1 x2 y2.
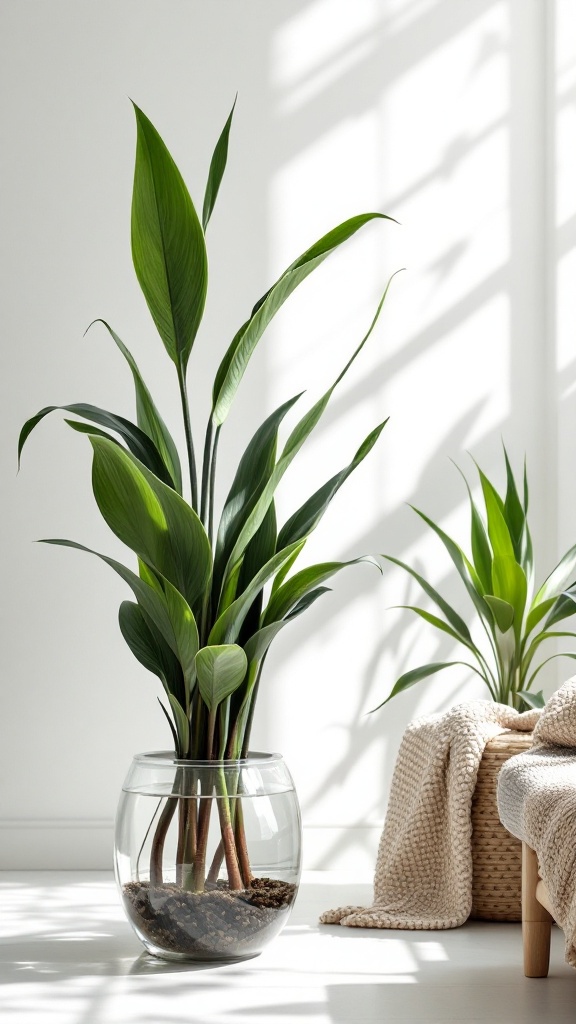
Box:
320 700 539 930
497 679 576 967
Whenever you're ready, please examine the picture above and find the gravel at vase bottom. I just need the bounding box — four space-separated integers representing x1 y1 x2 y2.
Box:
123 878 297 960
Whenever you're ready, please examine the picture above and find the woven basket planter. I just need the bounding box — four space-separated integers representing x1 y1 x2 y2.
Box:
470 729 534 921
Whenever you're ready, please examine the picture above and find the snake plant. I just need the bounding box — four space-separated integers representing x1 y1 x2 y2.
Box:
378 449 576 711
19 100 396 889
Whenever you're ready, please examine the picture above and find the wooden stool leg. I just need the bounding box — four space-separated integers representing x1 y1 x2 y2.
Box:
522 842 553 978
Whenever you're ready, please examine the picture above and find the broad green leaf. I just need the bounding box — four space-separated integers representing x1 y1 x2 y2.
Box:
195 644 248 712
42 539 198 696
64 421 118 442
210 541 303 644
503 446 526 560
212 220 396 425
372 660 485 711
119 599 169 681
263 558 374 626
484 595 515 632
131 103 207 369
478 468 516 563
277 418 388 550
118 600 186 706
532 543 576 608
382 554 472 640
89 436 211 616
526 596 557 635
168 693 190 756
285 585 331 619
243 588 331 664
544 591 576 629
243 621 288 666
89 320 182 492
18 403 173 486
212 393 301 601
223 284 392 584
235 503 277 645
202 96 236 231
516 689 545 710
270 541 306 596
491 555 527 638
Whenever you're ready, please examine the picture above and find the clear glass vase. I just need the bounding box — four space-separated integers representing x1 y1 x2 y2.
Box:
114 751 302 962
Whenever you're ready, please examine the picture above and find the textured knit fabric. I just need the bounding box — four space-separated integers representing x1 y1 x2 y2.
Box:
497 678 576 968
533 676 576 747
319 700 539 930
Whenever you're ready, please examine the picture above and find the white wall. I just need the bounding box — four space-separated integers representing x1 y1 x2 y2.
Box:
1 0 574 870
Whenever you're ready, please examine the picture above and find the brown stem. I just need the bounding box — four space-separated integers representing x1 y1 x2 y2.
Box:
234 801 253 887
206 839 225 884
176 785 198 887
217 801 243 890
150 797 178 884
191 796 212 891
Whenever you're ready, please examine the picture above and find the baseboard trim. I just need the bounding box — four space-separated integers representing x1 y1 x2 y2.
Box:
0 820 382 871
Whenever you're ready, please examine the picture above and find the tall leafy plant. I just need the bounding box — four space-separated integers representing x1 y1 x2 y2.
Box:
19 101 396 890
377 448 576 711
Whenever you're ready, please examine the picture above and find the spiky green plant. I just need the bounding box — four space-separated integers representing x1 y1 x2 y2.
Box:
19 100 396 890
378 448 576 711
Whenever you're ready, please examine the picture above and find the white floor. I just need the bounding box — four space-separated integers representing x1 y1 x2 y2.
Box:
1 872 574 1024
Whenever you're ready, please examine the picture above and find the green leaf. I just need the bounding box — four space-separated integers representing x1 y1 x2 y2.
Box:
502 445 526 560
157 698 179 752
270 541 306 596
202 96 236 231
89 435 211 617
521 629 576 675
382 554 472 640
168 694 190 757
235 502 277 645
484 595 515 632
451 461 492 594
478 468 516 563
88 320 182 492
516 689 545 710
64 421 118 442
212 221 397 426
131 102 207 369
409 506 491 627
526 596 557 635
526 652 576 690
210 541 303 645
18 403 173 486
42 539 198 699
263 558 373 626
393 605 473 648
118 600 186 705
222 283 393 585
491 555 527 638
285 586 331 620
195 644 248 712
544 591 576 629
212 393 301 602
532 543 576 609
243 588 331 664
371 661 483 711
277 418 388 550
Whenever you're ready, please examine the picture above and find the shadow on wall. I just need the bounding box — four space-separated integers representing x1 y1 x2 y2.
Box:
249 0 576 870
